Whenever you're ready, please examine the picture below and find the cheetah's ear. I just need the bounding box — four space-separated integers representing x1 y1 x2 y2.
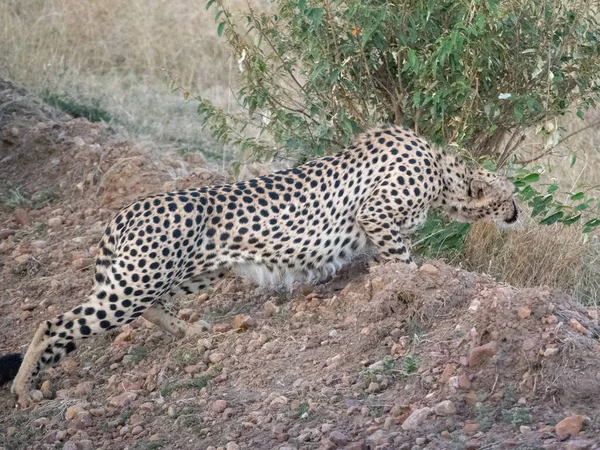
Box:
469 179 490 200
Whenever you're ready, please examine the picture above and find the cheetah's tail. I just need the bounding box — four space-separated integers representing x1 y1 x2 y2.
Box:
0 353 23 386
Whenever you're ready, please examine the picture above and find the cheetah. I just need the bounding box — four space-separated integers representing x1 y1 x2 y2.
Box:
0 125 518 407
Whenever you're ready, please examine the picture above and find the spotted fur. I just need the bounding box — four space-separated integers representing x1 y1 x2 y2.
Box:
2 125 517 407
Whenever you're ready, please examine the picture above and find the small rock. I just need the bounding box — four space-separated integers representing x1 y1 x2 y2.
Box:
76 439 94 450
555 415 590 439
113 328 133 345
209 352 225 363
440 364 455 383
401 407 432 431
48 217 63 229
419 263 439 275
391 343 404 355
518 306 531 319
434 400 456 416
223 407 234 419
232 314 256 330
213 322 233 333
40 380 53 399
542 315 558 324
63 442 78 450
415 437 427 445
329 430 350 445
263 301 278 316
108 392 137 407
131 425 143 435
72 258 94 270
343 442 366 450
368 360 384 371
0 229 16 240
212 400 228 413
184 365 198 374
367 382 379 393
468 341 497 367
463 422 479 434
66 405 86 420
566 440 594 450
366 430 389 446
569 319 588 335
226 443 240 450
14 208 31 226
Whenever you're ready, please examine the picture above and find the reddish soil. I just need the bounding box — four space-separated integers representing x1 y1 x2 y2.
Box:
1 80 599 450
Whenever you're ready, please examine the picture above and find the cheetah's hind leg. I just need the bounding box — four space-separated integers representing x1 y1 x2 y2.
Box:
142 299 210 338
9 292 155 408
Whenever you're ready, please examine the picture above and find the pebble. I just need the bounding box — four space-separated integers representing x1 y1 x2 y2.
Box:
209 352 225 363
48 217 63 229
555 415 590 438
233 314 256 330
518 306 531 319
434 400 456 416
401 407 432 431
419 263 439 275
463 422 479 434
569 319 588 335
468 341 497 366
108 392 137 407
367 382 379 393
226 443 240 450
566 440 594 450
263 301 278 316
212 400 228 413
366 430 389 446
40 380 53 399
329 430 350 445
14 208 31 226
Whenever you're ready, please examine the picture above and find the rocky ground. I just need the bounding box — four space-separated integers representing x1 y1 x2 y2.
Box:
1 79 600 450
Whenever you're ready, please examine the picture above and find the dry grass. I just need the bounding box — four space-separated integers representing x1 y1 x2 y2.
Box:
0 0 254 152
461 219 600 305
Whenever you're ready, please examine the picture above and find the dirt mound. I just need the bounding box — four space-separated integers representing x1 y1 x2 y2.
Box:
1 81 600 450
0 78 221 210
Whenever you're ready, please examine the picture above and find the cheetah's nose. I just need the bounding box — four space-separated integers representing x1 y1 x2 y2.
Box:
504 200 518 224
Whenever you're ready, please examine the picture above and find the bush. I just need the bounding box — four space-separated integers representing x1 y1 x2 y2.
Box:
187 0 600 236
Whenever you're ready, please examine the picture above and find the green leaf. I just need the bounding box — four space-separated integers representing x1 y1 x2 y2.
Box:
408 49 418 71
570 192 585 201
561 214 581 225
217 21 225 37
206 0 215 10
583 218 600 228
522 173 540 183
570 154 577 167
413 92 421 107
540 211 563 225
547 184 559 194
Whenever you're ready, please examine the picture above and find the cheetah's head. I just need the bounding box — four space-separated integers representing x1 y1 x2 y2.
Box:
443 167 518 227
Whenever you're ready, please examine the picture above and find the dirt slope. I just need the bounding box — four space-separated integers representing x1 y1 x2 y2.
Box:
1 80 600 450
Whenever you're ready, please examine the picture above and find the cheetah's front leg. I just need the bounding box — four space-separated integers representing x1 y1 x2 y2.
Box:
357 192 418 269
